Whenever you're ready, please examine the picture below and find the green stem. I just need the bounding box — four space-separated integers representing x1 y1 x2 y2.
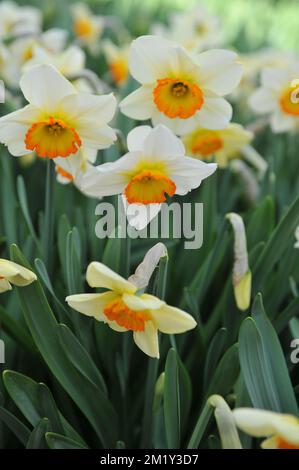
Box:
43 160 55 272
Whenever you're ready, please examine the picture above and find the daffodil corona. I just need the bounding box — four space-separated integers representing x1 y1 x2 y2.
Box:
66 261 197 358
0 259 37 293
120 35 242 135
0 64 117 160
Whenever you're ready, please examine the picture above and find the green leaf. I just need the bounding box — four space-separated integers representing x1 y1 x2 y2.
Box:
203 328 227 390
187 400 213 449
205 344 240 399
239 294 298 415
46 432 88 449
164 348 180 449
102 236 122 273
0 305 36 353
0 406 31 446
9 244 119 447
26 418 51 449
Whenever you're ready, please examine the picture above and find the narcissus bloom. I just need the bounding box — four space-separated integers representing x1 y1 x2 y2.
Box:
66 261 196 358
0 1 41 39
71 3 104 51
120 35 242 135
82 124 217 229
102 40 129 86
249 65 299 133
152 5 222 53
233 408 299 449
54 151 101 198
0 259 37 293
0 64 117 160
183 123 253 167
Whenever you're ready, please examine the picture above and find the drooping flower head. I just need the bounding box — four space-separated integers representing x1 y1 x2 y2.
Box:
81 124 217 229
0 259 37 293
66 259 196 358
120 35 242 135
183 123 253 167
0 64 117 160
233 408 299 449
249 64 299 133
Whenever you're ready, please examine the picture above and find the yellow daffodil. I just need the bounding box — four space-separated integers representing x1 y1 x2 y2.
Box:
71 3 104 52
66 261 197 358
82 124 217 229
102 40 129 86
233 408 299 449
0 259 37 293
120 35 242 136
0 64 116 160
249 64 299 133
183 123 253 167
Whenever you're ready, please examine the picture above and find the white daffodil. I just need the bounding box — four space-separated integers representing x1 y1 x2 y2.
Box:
54 151 101 198
0 259 37 293
66 261 196 358
0 1 41 39
0 64 117 161
183 123 253 167
249 64 299 133
23 44 86 77
152 5 222 53
233 408 299 449
102 39 129 86
119 35 242 136
71 3 104 52
81 124 217 229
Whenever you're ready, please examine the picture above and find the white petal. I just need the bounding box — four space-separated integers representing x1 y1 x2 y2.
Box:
127 125 152 151
129 35 178 84
196 97 232 129
249 88 276 113
151 109 197 136
86 262 136 294
143 124 185 158
151 304 197 333
20 64 76 112
0 259 37 286
167 156 217 195
66 291 118 320
196 49 243 95
133 320 160 358
261 68 289 91
120 86 155 120
270 109 295 133
61 92 117 127
122 195 161 231
233 408 278 437
80 124 117 150
122 293 164 311
0 279 12 293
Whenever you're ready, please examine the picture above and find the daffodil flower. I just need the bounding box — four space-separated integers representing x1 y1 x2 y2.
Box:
82 124 217 229
66 261 197 358
71 3 104 52
249 65 299 133
0 259 37 293
0 64 117 160
120 35 242 135
233 408 299 449
54 151 102 198
0 1 41 39
102 39 129 86
183 123 253 167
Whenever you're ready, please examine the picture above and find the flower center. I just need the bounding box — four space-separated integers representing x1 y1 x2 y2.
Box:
276 437 299 449
124 169 176 204
55 165 74 182
25 117 81 159
104 298 151 331
74 18 94 37
110 59 128 84
279 85 299 116
153 78 204 119
190 130 223 157
0 276 5 280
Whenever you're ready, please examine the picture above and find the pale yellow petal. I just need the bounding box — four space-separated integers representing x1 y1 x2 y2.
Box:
151 304 197 333
122 293 164 312
86 262 136 294
133 321 159 358
66 291 118 320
